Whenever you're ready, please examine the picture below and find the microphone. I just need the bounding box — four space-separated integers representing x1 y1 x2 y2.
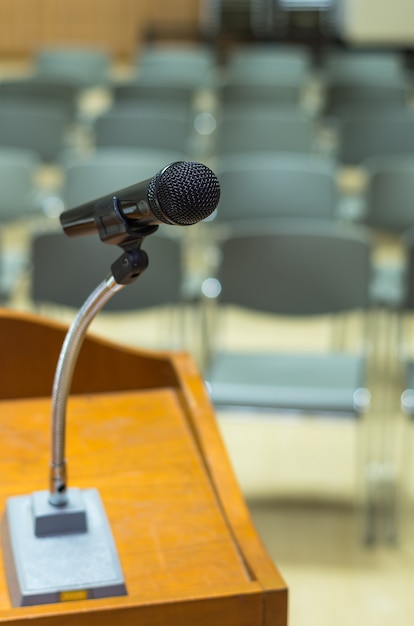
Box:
60 160 221 239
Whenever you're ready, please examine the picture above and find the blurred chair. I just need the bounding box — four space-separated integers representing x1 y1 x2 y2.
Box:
361 156 414 309
220 44 312 110
93 104 192 157
0 148 41 222
215 107 316 157
111 82 196 121
321 49 411 127
225 44 312 84
29 229 189 349
350 161 414 542
0 101 69 163
336 113 414 166
363 157 414 235
323 83 410 120
400 229 414 405
33 46 112 88
0 77 80 121
389 226 414 542
30 230 182 311
61 148 185 209
134 43 216 88
0 147 42 298
204 220 372 410
218 82 304 110
215 152 339 224
322 49 408 88
202 219 376 540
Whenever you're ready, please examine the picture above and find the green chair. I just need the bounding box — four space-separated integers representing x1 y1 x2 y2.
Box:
61 148 187 209
93 104 192 157
33 46 112 88
203 219 378 542
215 107 316 157
215 152 338 224
0 101 68 163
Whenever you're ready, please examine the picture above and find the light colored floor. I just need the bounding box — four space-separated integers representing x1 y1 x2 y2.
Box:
249 497 414 626
1 59 414 626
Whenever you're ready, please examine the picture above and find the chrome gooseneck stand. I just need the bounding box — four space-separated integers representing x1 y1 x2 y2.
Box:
2 203 153 607
49 274 124 505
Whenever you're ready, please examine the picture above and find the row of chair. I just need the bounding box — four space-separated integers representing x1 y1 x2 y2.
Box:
28 41 407 89
3 146 414 274
0 101 413 169
90 104 414 167
1 41 414 164
1 95 413 168
7 43 412 117
133 42 413 87
214 152 414 230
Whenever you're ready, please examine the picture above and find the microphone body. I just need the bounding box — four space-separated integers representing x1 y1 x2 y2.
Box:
60 161 221 241
60 178 154 237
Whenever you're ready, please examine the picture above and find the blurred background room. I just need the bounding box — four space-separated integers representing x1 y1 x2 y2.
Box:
0 0 414 624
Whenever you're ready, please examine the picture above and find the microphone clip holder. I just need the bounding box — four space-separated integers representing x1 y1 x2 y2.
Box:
110 245 149 286
94 195 156 286
94 195 158 248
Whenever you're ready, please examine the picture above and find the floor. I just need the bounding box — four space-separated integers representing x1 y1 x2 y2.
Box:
1 59 414 626
249 497 414 626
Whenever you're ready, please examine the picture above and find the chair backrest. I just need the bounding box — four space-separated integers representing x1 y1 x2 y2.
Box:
218 83 303 109
215 153 338 222
322 49 407 87
215 220 372 316
337 113 414 165
33 47 111 87
136 43 215 71
111 82 195 119
225 45 312 84
323 83 409 118
0 77 79 120
363 157 414 233
215 108 315 156
0 148 40 221
134 44 216 87
0 101 68 162
94 104 191 155
62 148 186 208
30 230 183 312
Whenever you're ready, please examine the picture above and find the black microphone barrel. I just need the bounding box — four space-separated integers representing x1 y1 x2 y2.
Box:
59 201 104 237
60 179 152 237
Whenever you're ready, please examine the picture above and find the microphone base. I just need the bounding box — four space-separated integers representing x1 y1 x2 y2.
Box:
2 487 127 606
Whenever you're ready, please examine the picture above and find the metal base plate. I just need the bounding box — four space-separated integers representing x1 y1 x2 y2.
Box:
2 487 127 606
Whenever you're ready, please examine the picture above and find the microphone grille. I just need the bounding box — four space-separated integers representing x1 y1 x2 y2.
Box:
148 161 220 225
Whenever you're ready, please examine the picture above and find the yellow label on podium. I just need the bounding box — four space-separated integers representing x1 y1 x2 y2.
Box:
60 589 88 602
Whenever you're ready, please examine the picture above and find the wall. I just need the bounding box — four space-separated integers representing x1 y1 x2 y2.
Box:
0 0 200 60
339 0 414 46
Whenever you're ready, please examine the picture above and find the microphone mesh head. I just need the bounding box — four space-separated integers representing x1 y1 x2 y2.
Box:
147 161 220 225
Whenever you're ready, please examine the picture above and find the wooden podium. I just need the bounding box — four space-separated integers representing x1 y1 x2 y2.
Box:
0 309 287 626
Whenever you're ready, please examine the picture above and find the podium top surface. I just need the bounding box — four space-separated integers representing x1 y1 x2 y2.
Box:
0 309 287 626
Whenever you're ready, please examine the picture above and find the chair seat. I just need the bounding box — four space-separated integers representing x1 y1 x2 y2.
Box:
207 352 368 415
